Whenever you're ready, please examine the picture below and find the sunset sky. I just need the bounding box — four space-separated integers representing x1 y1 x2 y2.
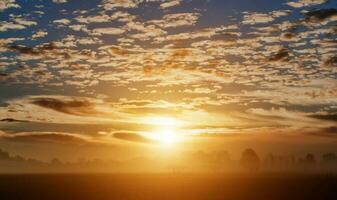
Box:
0 0 336 161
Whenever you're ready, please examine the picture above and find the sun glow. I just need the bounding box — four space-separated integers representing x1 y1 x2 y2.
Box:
144 116 184 127
143 116 184 146
153 129 180 146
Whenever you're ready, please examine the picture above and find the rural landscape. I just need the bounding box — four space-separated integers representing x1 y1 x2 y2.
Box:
1 0 336 199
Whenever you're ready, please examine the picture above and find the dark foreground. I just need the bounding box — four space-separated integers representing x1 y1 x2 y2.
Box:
0 173 336 200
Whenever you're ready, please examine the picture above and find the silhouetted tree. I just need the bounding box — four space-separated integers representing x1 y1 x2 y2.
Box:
305 153 316 164
322 153 337 163
12 155 25 162
51 158 62 165
240 148 260 171
0 148 10 160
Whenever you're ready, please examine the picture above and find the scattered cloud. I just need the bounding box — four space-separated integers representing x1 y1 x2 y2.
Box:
91 27 125 35
0 0 336 151
150 13 200 28
101 0 139 10
31 30 48 40
305 8 337 23
53 18 71 25
0 17 37 32
160 0 181 9
286 0 327 8
268 48 289 62
52 0 68 4
0 0 20 11
242 10 289 25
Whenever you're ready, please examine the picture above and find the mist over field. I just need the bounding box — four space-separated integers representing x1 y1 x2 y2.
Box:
1 147 337 174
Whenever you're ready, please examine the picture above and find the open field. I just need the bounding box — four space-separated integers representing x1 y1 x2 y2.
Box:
0 173 336 200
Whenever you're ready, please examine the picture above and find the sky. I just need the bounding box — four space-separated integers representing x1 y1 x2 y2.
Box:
0 0 336 161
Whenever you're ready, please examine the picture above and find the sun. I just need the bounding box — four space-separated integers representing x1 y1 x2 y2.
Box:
154 129 180 146
142 116 184 146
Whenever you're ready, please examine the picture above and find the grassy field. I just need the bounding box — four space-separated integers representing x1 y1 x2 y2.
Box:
0 173 336 200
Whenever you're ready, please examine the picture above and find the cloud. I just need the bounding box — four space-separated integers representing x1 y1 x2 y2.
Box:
99 45 130 56
0 37 23 46
0 0 20 11
0 17 37 32
30 97 98 116
160 0 181 9
247 107 336 132
309 114 337 122
7 43 56 55
0 131 97 145
75 14 113 24
31 30 48 40
53 18 71 25
0 118 28 122
112 132 155 144
149 13 200 28
0 73 8 79
101 0 139 10
52 0 68 4
286 0 327 8
0 23 24 31
155 26 227 42
268 48 289 62
0 95 135 125
324 56 337 67
91 27 125 35
242 10 289 25
305 8 337 23
306 126 337 137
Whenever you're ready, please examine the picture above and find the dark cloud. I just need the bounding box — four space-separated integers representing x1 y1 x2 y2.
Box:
268 48 289 62
6 43 71 59
0 132 95 145
310 114 337 122
30 97 98 115
324 56 337 67
7 43 56 55
281 32 295 40
0 73 8 81
113 132 155 144
305 8 337 22
0 118 29 123
307 127 337 138
7 45 40 55
107 46 130 56
323 126 337 133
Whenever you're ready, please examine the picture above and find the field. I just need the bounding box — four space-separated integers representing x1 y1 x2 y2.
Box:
0 173 336 200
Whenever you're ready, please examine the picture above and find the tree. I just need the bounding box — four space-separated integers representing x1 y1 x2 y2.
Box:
240 148 260 171
322 153 337 163
305 153 316 164
0 148 10 160
51 158 62 165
